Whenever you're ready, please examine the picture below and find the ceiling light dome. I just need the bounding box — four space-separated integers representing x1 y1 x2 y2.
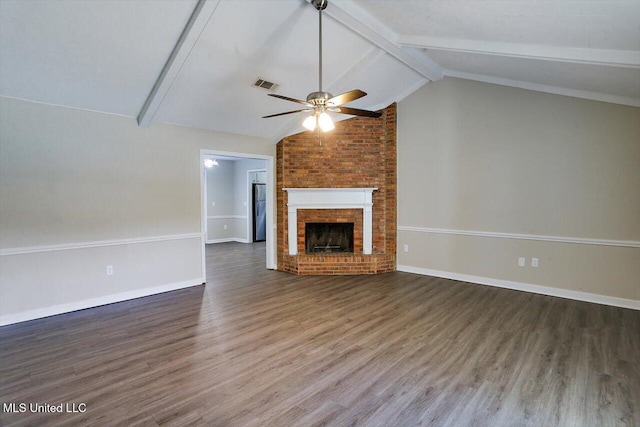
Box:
318 112 334 131
302 115 317 131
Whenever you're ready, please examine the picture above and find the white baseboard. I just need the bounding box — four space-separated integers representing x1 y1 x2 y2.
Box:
396 265 640 310
0 278 205 327
206 238 250 244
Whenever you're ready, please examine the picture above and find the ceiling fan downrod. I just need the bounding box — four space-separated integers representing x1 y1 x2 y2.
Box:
262 0 381 124
305 0 332 107
312 0 328 93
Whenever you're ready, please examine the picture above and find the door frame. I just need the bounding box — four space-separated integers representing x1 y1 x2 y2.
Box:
200 150 276 277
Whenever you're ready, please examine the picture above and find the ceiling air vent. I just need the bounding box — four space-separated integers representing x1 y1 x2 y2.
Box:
253 78 278 91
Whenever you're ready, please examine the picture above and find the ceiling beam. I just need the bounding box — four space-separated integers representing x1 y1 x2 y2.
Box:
137 0 220 127
398 36 640 69
321 0 443 81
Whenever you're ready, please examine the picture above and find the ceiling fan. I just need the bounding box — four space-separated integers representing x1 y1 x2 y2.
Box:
262 0 381 132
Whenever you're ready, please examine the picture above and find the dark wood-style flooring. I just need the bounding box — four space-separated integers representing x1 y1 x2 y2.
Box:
1 242 639 426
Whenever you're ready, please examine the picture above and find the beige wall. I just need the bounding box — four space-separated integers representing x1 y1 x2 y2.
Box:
397 78 640 304
0 96 274 324
206 159 235 217
206 159 238 242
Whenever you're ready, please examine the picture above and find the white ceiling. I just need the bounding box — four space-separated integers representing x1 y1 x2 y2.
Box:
1 0 638 142
0 0 197 116
358 0 640 106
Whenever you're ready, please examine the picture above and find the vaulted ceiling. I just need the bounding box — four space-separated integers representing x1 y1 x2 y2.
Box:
1 0 638 142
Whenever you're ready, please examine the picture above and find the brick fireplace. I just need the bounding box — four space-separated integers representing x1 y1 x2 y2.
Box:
276 103 397 275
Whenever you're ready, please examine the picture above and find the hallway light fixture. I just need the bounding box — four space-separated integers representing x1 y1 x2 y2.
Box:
204 158 219 168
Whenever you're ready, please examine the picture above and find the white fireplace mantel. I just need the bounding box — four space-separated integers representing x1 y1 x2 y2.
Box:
283 188 378 255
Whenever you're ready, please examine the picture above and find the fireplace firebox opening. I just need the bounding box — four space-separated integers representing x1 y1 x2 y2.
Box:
305 222 354 253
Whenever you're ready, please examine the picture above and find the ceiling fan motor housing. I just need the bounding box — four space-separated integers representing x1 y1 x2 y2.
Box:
306 91 334 106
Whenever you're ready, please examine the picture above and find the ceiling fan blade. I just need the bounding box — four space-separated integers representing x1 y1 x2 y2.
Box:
334 106 382 118
268 93 312 107
262 109 309 118
327 89 367 106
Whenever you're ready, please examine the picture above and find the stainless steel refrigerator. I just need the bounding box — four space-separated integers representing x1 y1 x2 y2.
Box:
253 183 266 242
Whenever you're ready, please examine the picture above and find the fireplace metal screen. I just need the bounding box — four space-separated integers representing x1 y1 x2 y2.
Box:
305 223 354 253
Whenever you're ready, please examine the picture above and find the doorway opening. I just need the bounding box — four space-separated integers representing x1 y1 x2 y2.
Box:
200 150 276 281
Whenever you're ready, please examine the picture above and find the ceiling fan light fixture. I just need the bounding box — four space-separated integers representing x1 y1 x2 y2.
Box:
318 112 334 132
302 115 317 131
262 0 381 125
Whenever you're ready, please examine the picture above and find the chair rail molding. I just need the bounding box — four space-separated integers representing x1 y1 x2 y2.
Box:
397 226 640 248
0 233 203 256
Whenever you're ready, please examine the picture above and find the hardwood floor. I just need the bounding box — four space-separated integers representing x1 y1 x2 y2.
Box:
1 242 638 426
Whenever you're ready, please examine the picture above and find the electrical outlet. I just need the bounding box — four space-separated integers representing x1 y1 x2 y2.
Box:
106 265 114 276
243 201 247 207
211 201 216 207
531 258 539 267
518 257 526 267
223 224 228 230
403 244 409 253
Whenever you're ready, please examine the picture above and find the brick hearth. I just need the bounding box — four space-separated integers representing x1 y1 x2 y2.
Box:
276 103 397 275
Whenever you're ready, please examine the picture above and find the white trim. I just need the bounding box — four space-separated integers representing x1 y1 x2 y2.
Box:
337 52 430 115
389 76 429 106
287 202 373 209
137 0 220 126
266 156 275 268
0 233 203 257
207 215 248 220
206 238 250 244
201 168 208 280
444 71 640 108
396 265 640 310
283 187 379 192
0 279 205 326
398 36 640 69
397 226 640 248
